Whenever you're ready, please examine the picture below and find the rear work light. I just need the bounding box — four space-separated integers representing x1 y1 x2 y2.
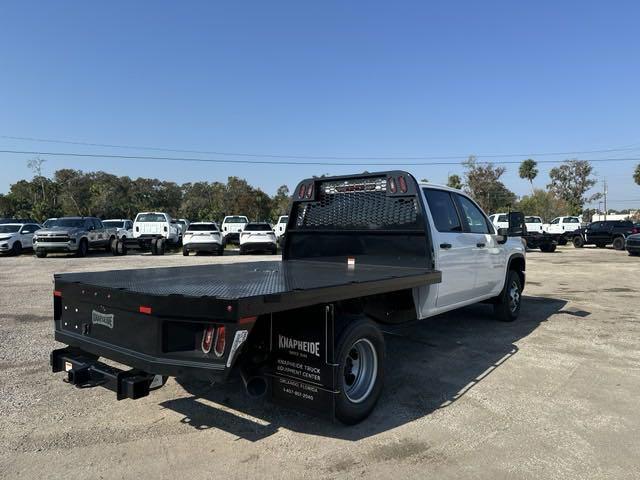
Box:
305 182 314 199
398 175 408 193
388 177 397 193
201 326 215 354
298 184 306 198
214 326 226 357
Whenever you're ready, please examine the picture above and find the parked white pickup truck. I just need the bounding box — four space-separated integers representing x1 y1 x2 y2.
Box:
524 216 544 234
543 216 581 245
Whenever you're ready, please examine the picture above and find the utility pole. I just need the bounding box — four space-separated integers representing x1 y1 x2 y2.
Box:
603 178 608 221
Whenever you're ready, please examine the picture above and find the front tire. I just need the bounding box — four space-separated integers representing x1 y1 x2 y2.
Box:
182 247 189 256
11 241 22 256
334 316 385 424
77 239 88 257
35 249 47 258
493 270 522 322
612 237 625 251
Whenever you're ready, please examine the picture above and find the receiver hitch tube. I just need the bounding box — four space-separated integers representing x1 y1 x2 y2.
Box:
51 348 163 400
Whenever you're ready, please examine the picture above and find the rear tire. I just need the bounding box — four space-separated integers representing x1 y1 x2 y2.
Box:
334 316 385 425
493 270 522 322
629 251 639 256
572 236 584 248
239 246 245 255
612 237 625 251
182 247 189 256
156 238 166 255
35 249 47 258
217 245 224 256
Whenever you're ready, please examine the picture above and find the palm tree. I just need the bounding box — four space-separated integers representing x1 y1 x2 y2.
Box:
519 159 538 192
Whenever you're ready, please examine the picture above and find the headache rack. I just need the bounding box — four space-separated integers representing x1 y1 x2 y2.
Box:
282 171 433 269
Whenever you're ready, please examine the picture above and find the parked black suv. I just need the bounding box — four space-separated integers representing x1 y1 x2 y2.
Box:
573 220 639 250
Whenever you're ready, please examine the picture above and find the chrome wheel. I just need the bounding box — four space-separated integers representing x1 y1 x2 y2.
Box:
343 338 378 404
508 280 520 313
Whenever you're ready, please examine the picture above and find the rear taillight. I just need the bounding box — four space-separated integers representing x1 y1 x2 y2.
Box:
214 326 226 357
388 177 397 193
139 305 152 315
202 326 215 353
53 290 62 297
398 175 408 193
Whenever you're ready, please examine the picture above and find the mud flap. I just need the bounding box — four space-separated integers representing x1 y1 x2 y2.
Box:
268 305 338 420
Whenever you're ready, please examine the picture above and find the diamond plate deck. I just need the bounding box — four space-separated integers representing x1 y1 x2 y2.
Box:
55 260 439 301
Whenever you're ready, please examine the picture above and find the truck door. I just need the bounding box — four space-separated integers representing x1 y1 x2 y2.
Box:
454 194 504 297
422 188 476 307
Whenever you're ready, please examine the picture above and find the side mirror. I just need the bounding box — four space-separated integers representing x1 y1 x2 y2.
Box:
497 227 508 244
508 212 525 237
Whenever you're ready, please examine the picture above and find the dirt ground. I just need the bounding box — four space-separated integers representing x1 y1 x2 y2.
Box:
0 246 639 479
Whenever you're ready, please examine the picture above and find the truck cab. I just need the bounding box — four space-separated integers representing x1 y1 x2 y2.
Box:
418 185 524 318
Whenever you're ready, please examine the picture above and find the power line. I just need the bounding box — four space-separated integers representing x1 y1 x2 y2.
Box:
1 149 640 166
2 134 640 161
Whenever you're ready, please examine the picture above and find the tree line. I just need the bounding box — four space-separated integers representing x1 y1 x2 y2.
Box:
0 165 291 223
1 158 637 223
445 157 637 221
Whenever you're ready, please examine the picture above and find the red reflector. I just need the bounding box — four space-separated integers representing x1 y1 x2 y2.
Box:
202 326 215 354
239 316 258 325
388 177 397 193
298 184 306 198
139 306 152 315
306 183 314 198
214 326 226 357
53 290 62 297
398 175 408 193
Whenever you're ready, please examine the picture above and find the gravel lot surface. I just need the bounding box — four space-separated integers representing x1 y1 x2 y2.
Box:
0 246 639 479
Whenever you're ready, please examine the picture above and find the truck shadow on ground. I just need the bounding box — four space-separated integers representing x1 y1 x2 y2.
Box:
163 295 569 441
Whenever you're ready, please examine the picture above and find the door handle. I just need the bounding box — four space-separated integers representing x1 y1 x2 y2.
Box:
439 243 452 249
476 242 486 248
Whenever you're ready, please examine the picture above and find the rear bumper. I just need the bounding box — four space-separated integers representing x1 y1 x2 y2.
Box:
55 329 229 380
183 241 222 252
241 241 276 252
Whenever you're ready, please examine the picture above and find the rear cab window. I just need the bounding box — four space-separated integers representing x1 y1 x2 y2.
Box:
423 189 462 233
244 223 272 232
188 223 218 232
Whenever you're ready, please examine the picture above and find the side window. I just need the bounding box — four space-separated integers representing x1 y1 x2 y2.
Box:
423 189 462 233
94 219 103 229
550 218 559 225
565 217 579 224
456 195 490 234
497 214 508 223
590 222 601 229
85 220 94 230
126 221 133 230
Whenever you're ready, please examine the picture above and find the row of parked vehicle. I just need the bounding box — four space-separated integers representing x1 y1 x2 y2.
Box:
0 213 290 257
488 213 640 255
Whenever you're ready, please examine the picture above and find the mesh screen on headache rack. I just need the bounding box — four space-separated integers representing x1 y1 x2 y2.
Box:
293 176 420 230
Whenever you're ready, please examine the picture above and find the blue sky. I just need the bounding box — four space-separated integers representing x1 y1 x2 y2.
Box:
1 1 639 209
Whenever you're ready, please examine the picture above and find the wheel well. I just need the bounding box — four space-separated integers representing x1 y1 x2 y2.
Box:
509 256 525 287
